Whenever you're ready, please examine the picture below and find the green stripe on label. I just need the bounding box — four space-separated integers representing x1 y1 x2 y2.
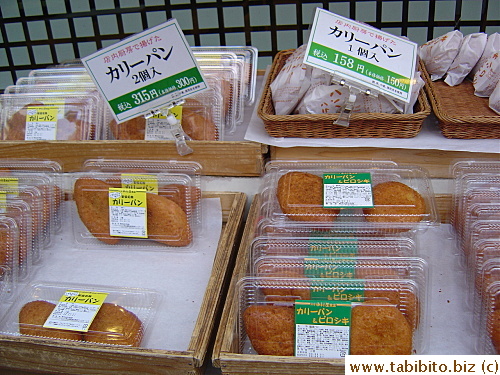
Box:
307 41 411 94
109 67 204 115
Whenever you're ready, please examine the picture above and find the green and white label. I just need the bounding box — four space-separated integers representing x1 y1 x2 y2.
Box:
304 8 417 103
82 19 207 123
323 172 373 208
308 238 359 257
295 301 351 358
43 290 108 332
109 188 148 238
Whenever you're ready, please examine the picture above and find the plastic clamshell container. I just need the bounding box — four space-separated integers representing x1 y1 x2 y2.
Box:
458 202 500 254
476 280 500 355
252 256 428 288
0 171 64 235
69 171 199 250
468 239 500 306
237 276 426 356
258 161 439 236
0 216 20 289
105 88 224 141
0 92 102 140
81 159 202 226
0 281 161 347
249 236 419 265
0 158 62 173
192 46 258 105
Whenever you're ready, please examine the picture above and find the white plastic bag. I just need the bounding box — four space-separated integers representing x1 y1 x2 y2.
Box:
419 30 463 81
473 51 500 97
444 33 487 86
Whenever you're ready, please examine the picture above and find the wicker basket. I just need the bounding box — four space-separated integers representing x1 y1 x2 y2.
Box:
421 63 500 139
257 49 431 138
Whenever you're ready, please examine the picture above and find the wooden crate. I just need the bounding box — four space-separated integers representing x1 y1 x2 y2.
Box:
0 191 247 375
0 141 268 177
212 193 453 375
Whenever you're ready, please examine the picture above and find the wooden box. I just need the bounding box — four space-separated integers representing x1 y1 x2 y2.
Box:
211 193 453 375
0 141 268 177
0 191 247 375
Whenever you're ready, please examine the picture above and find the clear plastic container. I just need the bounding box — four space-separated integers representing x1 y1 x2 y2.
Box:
476 280 500 354
68 171 199 249
257 161 438 236
0 216 20 290
0 281 161 347
105 89 224 141
249 236 419 264
253 255 427 280
0 92 102 140
81 159 202 226
192 46 258 105
237 276 426 356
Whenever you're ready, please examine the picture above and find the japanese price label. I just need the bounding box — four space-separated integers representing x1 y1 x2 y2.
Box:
0 192 6 214
308 238 359 257
143 106 182 140
121 174 158 194
25 106 60 140
304 258 356 279
109 188 148 238
43 290 108 332
0 177 18 195
82 19 208 123
295 301 351 358
304 8 418 102
323 172 373 208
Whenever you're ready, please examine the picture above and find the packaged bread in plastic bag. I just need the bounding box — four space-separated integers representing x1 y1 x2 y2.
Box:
270 45 312 115
419 30 463 81
473 51 500 97
470 32 500 78
490 80 500 115
444 33 488 86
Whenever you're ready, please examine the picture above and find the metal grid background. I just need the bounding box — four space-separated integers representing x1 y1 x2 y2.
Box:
1 0 499 91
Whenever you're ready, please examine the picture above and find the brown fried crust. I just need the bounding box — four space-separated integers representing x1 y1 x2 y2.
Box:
490 309 500 354
350 301 413 355
243 302 413 356
84 303 143 346
19 300 82 341
74 177 192 246
243 304 295 356
277 172 340 222
74 178 118 245
363 181 426 223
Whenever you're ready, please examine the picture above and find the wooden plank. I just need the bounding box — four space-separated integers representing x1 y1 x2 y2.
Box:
0 192 246 375
0 141 268 176
270 146 499 179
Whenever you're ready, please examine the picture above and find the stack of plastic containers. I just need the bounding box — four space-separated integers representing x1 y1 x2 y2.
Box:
0 67 107 140
0 159 63 294
450 160 500 355
0 158 204 348
237 160 439 358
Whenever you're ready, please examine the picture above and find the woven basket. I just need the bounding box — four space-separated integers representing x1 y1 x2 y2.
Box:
257 49 431 138
421 63 500 139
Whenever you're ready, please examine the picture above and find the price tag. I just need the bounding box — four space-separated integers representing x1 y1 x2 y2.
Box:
121 174 158 194
0 177 18 195
109 188 148 238
295 301 351 358
25 106 60 140
143 106 182 140
304 8 418 103
323 172 373 208
43 290 108 332
82 19 208 123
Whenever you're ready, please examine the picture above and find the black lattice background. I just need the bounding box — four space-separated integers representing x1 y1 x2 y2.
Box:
1 0 499 91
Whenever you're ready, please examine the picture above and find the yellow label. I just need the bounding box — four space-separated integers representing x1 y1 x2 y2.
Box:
121 174 158 194
59 290 109 305
0 191 6 213
109 188 147 208
0 177 18 195
26 106 59 123
170 105 183 122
